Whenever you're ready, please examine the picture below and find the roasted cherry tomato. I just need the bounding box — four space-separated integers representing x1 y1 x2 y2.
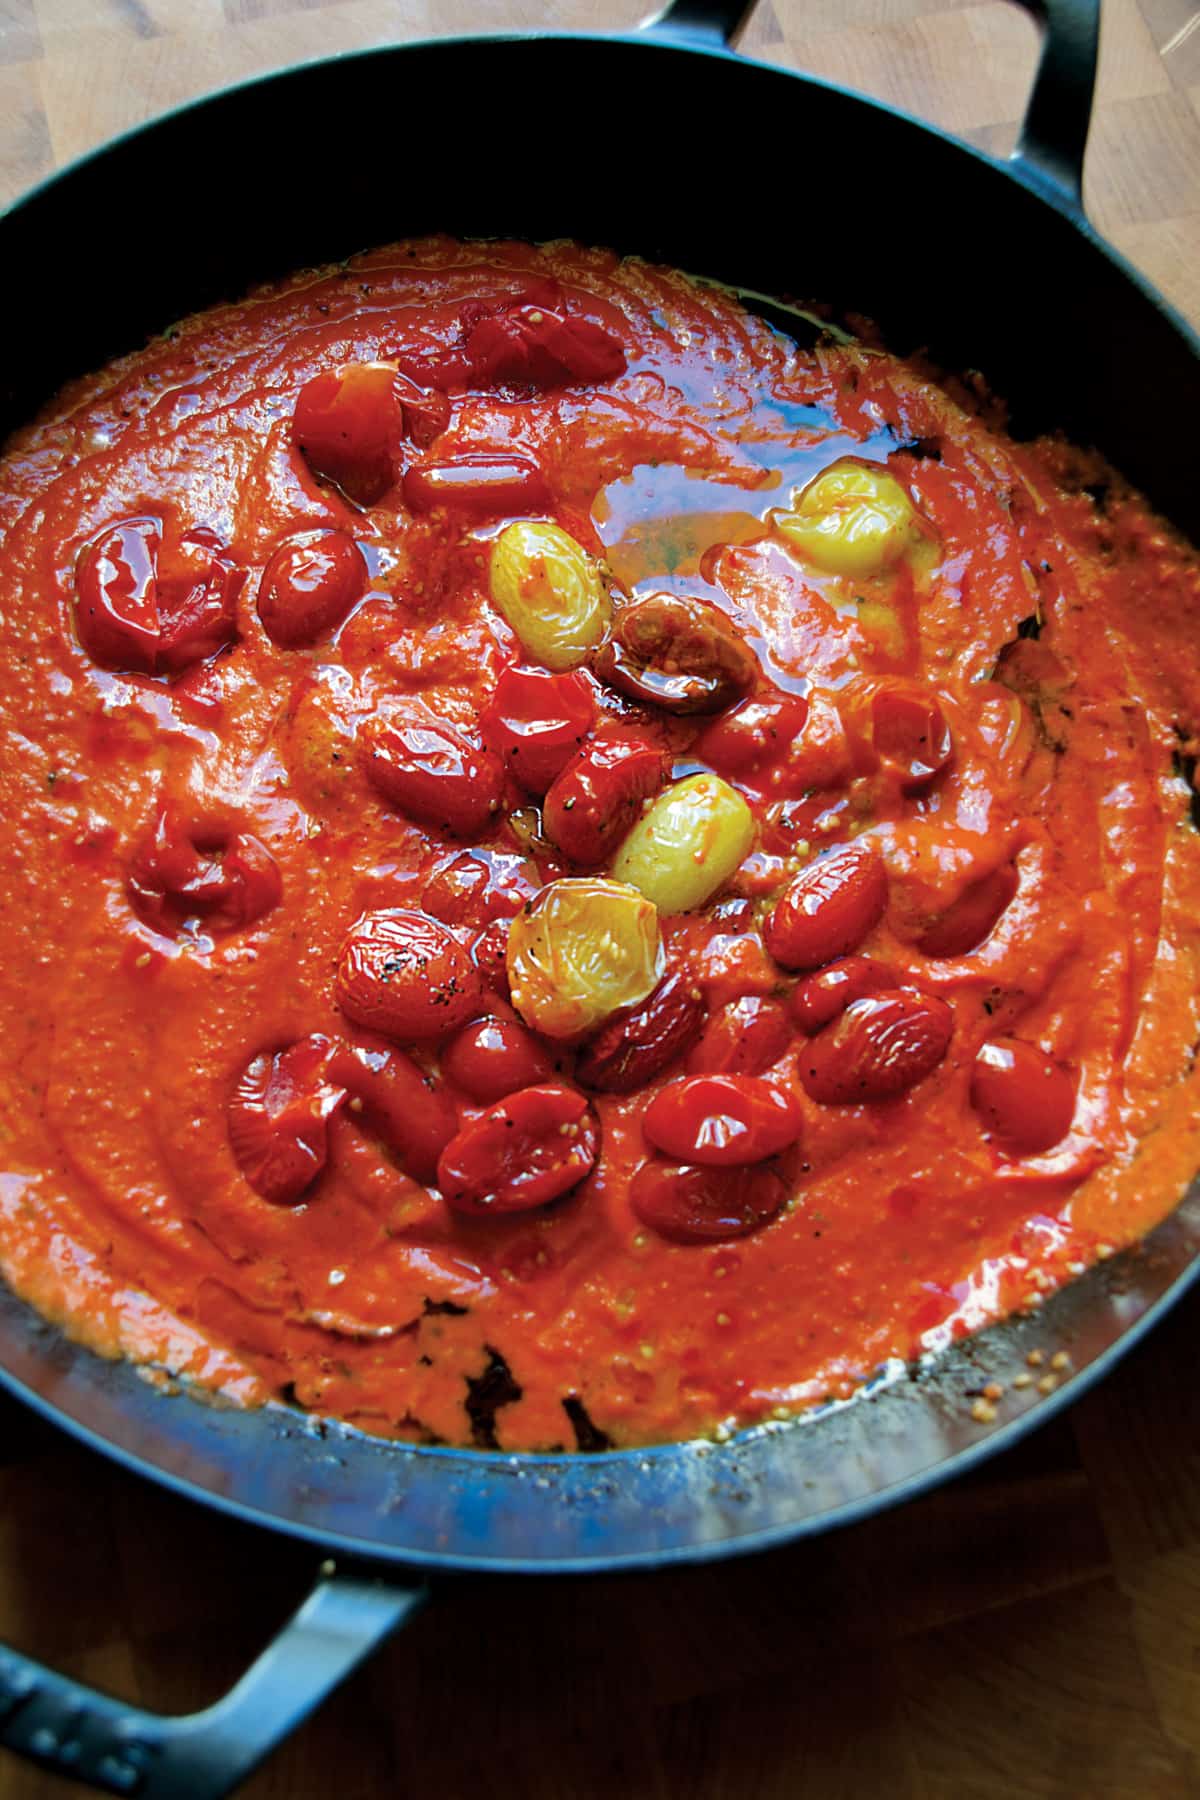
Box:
480 665 595 794
292 363 400 506
329 1041 458 1183
128 806 281 935
463 302 626 389
402 456 550 517
970 1039 1076 1155
543 737 666 867
440 1016 555 1103
257 528 367 647
764 842 888 972
75 516 242 675
871 686 953 791
791 955 899 1035
437 1083 599 1215
394 373 451 447
575 970 706 1093
335 910 485 1042
693 694 810 776
687 995 792 1076
917 864 1019 958
630 1160 788 1244
471 918 513 998
228 1036 344 1204
643 1074 802 1166
363 713 505 838
798 990 953 1104
594 592 758 715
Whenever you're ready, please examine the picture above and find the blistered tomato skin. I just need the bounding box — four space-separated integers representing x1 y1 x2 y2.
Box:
643 1074 803 1166
440 1017 555 1103
437 1084 599 1215
791 956 899 1035
543 738 666 867
694 695 810 776
364 714 505 838
480 665 595 794
335 911 485 1042
687 995 792 1076
630 1161 788 1244
764 843 889 972
257 529 367 648
575 971 707 1093
799 991 954 1105
75 517 242 676
292 363 401 507
228 1037 345 1205
328 1041 457 1184
971 1040 1076 1155
594 592 759 715
507 877 663 1040
128 807 282 936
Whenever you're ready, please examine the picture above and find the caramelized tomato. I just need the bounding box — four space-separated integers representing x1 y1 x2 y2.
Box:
335 910 485 1042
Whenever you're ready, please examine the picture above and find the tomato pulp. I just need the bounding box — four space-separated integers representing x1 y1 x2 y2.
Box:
1 237 1199 1452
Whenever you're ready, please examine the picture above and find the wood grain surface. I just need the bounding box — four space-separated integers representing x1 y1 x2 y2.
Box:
1 2 1199 1796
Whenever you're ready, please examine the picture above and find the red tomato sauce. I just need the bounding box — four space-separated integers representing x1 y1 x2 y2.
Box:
2 237 1200 1451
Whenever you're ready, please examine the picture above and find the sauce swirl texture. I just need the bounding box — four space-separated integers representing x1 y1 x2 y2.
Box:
1 236 1199 1451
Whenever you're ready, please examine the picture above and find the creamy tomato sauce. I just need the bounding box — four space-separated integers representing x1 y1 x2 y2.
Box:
2 237 1200 1452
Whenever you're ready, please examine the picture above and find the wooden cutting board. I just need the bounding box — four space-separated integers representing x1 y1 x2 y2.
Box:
1 2 1198 1795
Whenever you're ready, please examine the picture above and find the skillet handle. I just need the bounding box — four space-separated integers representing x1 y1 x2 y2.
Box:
0 1565 424 1798
1010 0 1100 213
639 0 756 47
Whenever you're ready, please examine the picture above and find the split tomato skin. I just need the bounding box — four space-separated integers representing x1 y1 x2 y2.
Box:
543 738 666 867
335 910 485 1043
480 665 595 795
292 364 401 506
328 1041 458 1184
437 1083 599 1215
363 714 505 839
764 842 889 972
970 1039 1076 1155
630 1160 789 1244
440 1016 556 1103
228 1036 344 1205
75 516 242 676
128 807 281 936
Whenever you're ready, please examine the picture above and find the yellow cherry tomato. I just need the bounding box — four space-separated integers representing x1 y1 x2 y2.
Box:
611 773 754 914
772 459 926 579
490 521 612 670
507 877 662 1039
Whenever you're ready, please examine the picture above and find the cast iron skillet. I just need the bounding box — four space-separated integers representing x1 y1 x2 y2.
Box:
0 0 1198 1791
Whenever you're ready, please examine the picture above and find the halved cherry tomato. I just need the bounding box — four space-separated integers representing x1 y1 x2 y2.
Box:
402 457 550 517
441 1016 555 1103
329 1041 458 1183
970 1039 1076 1155
630 1161 788 1244
335 910 485 1042
228 1036 344 1204
694 694 810 776
575 970 706 1093
798 990 953 1104
437 1083 599 1215
292 364 400 506
791 955 898 1035
918 864 1018 958
480 665 595 794
764 842 888 972
543 738 665 866
75 517 242 675
643 1074 802 1166
257 529 367 647
394 374 451 447
128 806 281 935
871 686 953 791
687 995 792 1076
363 713 505 838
